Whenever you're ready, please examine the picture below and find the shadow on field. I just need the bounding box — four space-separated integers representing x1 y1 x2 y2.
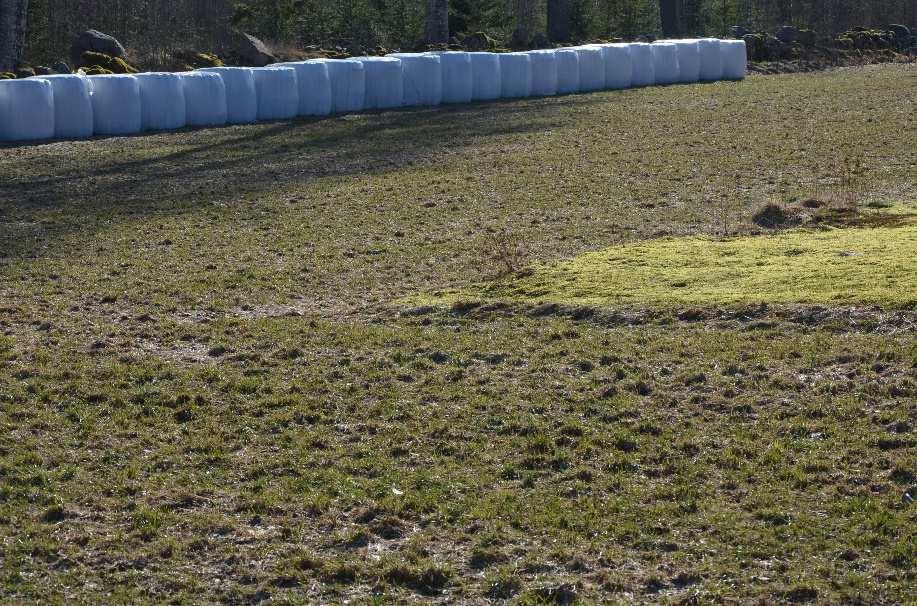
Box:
0 95 579 258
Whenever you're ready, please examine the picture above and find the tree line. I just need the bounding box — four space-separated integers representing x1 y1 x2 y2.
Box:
2 0 914 71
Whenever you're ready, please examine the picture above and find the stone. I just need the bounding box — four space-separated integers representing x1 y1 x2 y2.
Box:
888 24 913 49
70 30 126 67
33 65 53 75
229 31 276 67
776 25 799 44
888 24 911 40
730 26 749 39
52 61 70 74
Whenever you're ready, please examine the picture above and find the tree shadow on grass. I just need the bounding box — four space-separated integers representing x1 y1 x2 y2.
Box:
0 96 582 259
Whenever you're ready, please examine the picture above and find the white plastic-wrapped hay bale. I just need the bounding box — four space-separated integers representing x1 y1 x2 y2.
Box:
498 52 532 99
272 61 332 116
0 79 55 141
555 49 580 94
388 52 442 107
87 74 142 136
468 52 501 101
198 67 257 124
33 74 93 139
597 43 632 90
353 56 403 110
720 39 747 80
324 59 365 114
427 51 473 104
697 38 723 82
671 39 701 83
251 66 298 121
628 43 655 87
181 71 228 127
651 42 680 85
574 45 605 92
136 72 186 131
527 49 558 97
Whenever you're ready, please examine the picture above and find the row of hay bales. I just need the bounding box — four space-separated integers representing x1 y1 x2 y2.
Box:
0 39 746 142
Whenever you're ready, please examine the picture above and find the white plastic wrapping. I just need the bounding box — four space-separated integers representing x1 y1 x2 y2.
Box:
555 49 580 94
136 72 186 131
0 79 55 141
180 71 228 126
720 39 747 80
574 46 605 92
250 66 298 121
598 43 632 90
33 74 93 139
468 52 501 101
672 39 701 83
498 52 532 99
198 67 257 124
527 50 558 97
272 60 332 116
353 56 403 109
388 52 442 107
651 42 680 85
628 42 655 87
87 74 142 136
697 38 724 82
428 51 473 104
324 59 366 114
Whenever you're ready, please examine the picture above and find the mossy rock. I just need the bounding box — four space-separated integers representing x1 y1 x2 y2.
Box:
0 72 16 79
173 49 224 71
15 66 35 78
80 51 138 74
305 49 349 60
81 65 114 75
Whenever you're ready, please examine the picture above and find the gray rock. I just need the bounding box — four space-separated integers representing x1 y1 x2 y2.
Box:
730 25 749 38
776 25 799 44
33 65 53 75
229 31 276 67
70 30 126 67
52 61 70 74
888 24 911 40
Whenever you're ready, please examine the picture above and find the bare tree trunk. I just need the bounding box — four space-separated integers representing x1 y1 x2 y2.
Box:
660 0 681 38
425 0 449 44
511 0 536 47
547 0 570 42
0 0 29 71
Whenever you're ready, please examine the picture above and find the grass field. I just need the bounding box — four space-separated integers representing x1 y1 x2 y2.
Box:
1 64 915 604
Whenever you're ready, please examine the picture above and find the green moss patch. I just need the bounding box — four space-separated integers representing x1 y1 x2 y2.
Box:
469 224 917 308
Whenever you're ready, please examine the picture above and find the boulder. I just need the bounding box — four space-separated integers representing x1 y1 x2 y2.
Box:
34 65 53 75
70 30 126 67
730 26 749 38
742 34 764 60
888 24 911 41
79 51 137 73
776 25 799 44
52 61 71 74
230 32 276 67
